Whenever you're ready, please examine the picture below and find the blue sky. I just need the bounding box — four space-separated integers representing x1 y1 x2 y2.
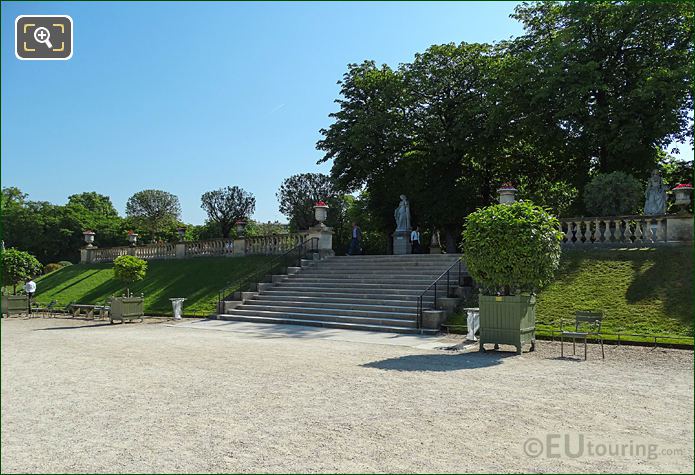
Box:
2 1 692 224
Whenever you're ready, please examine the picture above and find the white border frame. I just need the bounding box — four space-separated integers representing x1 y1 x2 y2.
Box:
15 15 73 61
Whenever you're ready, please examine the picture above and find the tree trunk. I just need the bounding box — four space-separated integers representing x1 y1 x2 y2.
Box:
443 227 457 254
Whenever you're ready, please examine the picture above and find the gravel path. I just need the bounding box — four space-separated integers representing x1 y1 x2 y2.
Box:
1 317 693 473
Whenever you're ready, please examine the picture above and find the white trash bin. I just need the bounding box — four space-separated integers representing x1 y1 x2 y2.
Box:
464 307 480 341
170 298 186 321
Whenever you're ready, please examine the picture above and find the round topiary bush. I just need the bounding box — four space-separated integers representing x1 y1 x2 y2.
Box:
462 201 563 295
583 171 643 216
113 255 147 297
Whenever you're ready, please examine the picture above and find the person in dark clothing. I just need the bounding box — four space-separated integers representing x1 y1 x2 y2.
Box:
348 222 362 255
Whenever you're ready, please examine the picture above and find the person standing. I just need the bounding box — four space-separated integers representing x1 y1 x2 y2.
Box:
410 226 421 254
24 278 36 314
348 222 362 255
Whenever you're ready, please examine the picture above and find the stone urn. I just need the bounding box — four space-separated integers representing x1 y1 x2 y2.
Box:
672 184 693 211
314 201 329 227
497 183 517 204
83 230 96 248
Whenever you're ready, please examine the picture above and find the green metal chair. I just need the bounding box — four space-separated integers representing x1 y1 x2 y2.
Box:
561 311 605 360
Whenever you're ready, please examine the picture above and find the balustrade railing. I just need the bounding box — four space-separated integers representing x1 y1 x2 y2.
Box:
91 246 131 263
245 233 307 255
134 242 177 260
559 215 668 246
84 233 312 263
184 238 234 257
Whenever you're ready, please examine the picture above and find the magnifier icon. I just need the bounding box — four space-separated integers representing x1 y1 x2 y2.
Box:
33 27 53 49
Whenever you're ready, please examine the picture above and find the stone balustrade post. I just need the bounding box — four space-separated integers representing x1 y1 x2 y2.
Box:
80 247 96 264
175 243 186 259
305 225 334 258
233 238 246 256
666 214 693 242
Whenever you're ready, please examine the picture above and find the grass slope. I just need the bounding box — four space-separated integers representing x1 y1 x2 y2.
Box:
33 256 273 316
447 246 693 343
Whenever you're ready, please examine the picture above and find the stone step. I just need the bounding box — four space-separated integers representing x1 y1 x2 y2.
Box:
285 277 446 286
217 313 437 334
277 281 439 290
245 298 420 313
262 286 436 296
327 255 462 260
250 294 424 308
235 304 416 320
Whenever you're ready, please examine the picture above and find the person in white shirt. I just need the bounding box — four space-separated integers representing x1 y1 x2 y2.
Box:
24 279 36 313
410 226 421 254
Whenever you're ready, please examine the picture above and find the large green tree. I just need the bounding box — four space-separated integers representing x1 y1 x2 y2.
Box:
200 186 256 238
510 0 694 178
125 190 181 241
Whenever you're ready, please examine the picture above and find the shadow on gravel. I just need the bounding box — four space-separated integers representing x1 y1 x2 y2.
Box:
362 351 509 372
35 322 114 331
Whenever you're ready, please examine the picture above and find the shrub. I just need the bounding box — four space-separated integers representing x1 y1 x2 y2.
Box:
43 263 64 274
58 260 73 267
583 172 643 216
113 255 147 297
1 248 42 294
462 201 563 295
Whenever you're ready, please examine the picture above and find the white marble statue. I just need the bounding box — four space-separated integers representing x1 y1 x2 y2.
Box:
644 170 667 216
394 195 411 232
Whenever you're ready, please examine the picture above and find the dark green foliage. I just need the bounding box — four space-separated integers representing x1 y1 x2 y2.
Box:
277 173 339 232
583 172 643 216
462 202 563 294
58 261 73 267
1 248 42 294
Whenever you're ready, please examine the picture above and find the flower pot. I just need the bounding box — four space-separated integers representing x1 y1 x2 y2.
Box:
109 296 145 323
479 294 536 354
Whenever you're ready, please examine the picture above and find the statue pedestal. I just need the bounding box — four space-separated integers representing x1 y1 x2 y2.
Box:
392 230 411 255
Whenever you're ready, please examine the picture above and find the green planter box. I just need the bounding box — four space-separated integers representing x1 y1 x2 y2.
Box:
109 296 145 324
2 295 29 317
479 294 536 354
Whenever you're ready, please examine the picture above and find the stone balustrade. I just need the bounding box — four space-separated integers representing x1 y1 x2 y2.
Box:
559 214 692 246
81 233 319 263
184 238 235 257
245 234 308 255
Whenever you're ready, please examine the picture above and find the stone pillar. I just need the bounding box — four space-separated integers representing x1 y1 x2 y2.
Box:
306 225 334 258
175 243 186 259
666 214 693 242
233 239 246 256
393 230 411 255
80 247 96 264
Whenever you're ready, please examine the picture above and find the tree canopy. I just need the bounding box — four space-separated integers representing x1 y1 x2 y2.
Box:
200 186 256 238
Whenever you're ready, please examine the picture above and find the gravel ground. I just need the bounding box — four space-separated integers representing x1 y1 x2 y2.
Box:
1 317 693 473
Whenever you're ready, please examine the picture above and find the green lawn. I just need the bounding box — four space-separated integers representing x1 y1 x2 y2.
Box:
448 246 693 344
31 256 273 316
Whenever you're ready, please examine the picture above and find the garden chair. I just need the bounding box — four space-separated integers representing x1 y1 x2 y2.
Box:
33 300 58 318
561 310 605 360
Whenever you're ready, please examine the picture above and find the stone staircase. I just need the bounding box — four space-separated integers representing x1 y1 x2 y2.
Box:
216 254 466 334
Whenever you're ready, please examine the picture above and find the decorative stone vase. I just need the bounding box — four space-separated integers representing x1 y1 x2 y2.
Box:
83 230 96 248
672 184 693 211
497 184 517 204
479 294 536 354
109 295 145 323
127 232 138 246
314 202 329 226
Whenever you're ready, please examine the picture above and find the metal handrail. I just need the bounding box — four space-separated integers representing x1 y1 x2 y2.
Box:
416 257 464 329
217 237 319 307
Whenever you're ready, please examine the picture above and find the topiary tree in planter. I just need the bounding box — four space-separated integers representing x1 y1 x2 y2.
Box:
462 201 563 354
113 255 147 297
